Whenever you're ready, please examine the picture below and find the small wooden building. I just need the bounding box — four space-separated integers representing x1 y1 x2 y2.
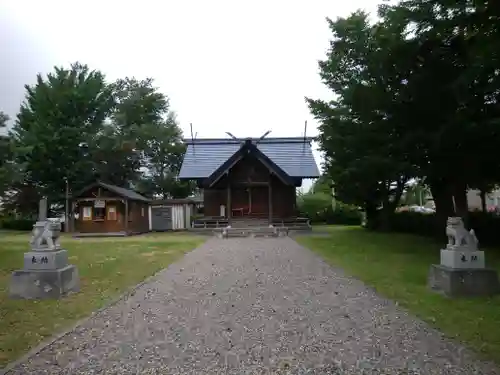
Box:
71 181 150 236
149 199 197 231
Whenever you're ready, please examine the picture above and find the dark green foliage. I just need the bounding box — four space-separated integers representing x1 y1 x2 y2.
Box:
0 181 40 218
137 112 193 199
297 190 361 225
310 175 332 196
375 212 439 238
0 218 35 231
323 204 362 226
0 112 20 198
2 62 193 217
307 11 410 226
10 63 114 211
309 1 500 231
378 211 500 247
297 192 331 221
0 115 10 195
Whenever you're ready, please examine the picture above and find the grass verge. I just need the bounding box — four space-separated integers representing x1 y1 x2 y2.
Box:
296 226 500 362
0 232 204 367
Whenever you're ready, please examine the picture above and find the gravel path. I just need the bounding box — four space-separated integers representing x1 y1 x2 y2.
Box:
7 237 499 375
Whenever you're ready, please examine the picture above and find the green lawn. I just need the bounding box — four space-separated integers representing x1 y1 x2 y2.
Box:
0 232 204 367
297 226 500 363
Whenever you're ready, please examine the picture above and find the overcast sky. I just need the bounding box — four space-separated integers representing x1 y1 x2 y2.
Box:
1 0 380 188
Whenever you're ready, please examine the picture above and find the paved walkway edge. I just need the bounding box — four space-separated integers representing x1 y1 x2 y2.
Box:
1 270 165 375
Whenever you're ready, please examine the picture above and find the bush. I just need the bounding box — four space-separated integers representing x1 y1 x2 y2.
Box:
322 203 362 225
297 192 361 225
0 218 35 231
191 213 204 221
380 211 500 247
385 211 438 237
297 192 331 223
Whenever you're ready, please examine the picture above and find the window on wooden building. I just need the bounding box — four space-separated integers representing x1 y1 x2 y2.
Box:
141 207 145 217
93 200 106 221
82 206 92 221
107 206 117 221
93 207 105 221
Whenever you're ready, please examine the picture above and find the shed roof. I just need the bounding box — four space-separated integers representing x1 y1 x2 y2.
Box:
72 181 150 202
178 137 320 179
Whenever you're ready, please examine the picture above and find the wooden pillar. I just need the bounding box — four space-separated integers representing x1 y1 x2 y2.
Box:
268 181 273 223
70 201 76 233
227 185 231 224
124 199 129 234
248 187 252 214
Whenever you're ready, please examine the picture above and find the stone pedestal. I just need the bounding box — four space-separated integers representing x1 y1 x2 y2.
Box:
23 249 69 270
428 264 500 297
440 249 485 269
9 219 80 299
428 216 500 297
10 265 79 299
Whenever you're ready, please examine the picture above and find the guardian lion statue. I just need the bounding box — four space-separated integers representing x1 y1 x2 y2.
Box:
30 219 62 251
445 217 478 251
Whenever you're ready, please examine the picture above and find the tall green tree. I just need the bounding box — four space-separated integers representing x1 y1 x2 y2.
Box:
111 77 169 133
83 77 169 187
7 65 193 215
0 112 15 198
10 63 114 211
309 1 500 229
138 112 193 199
380 0 500 224
85 125 142 187
107 77 193 197
307 12 412 228
310 175 332 196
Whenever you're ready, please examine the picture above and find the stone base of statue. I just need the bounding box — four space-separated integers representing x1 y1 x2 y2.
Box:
9 218 80 299
440 248 485 269
10 264 79 299
428 217 500 297
428 264 499 297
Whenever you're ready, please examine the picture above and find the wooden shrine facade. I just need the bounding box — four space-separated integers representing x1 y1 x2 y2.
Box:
178 137 320 222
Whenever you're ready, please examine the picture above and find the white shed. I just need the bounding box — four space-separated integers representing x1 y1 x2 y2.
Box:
149 199 197 231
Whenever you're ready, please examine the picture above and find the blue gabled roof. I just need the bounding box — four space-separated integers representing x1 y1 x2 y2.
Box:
178 137 320 179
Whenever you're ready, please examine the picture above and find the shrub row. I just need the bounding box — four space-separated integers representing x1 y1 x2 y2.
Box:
377 211 500 247
301 203 362 226
0 218 70 231
0 218 36 231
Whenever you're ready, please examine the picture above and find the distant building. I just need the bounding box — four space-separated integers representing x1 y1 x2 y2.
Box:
178 136 320 222
418 188 500 212
467 189 500 211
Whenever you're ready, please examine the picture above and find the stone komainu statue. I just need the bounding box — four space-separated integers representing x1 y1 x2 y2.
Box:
30 220 61 250
445 217 478 251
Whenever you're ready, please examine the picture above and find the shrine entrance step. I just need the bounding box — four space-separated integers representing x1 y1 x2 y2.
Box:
213 226 289 238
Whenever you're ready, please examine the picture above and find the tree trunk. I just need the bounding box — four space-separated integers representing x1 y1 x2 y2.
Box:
429 179 454 233
479 189 487 212
451 180 469 227
389 179 406 212
377 184 392 231
364 200 378 230
376 178 406 232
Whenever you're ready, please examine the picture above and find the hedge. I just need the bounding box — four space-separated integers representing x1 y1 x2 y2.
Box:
379 211 500 247
301 203 362 226
0 218 36 231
